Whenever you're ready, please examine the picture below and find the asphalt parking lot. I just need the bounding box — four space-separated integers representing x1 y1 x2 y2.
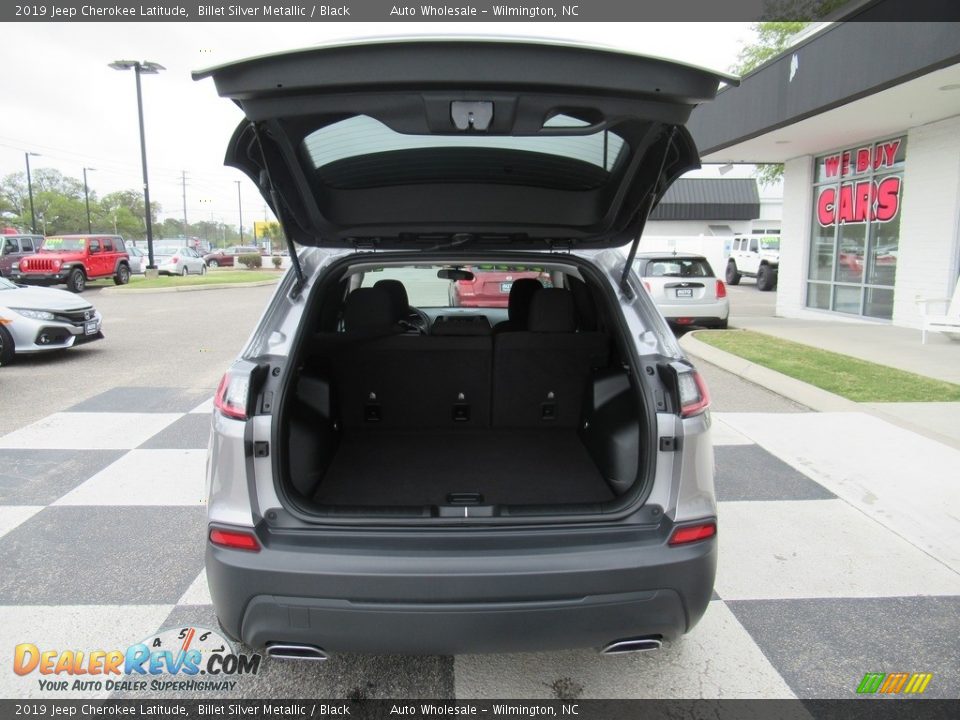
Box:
1 282 958 700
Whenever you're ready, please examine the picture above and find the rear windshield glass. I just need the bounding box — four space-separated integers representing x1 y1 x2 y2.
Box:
360 265 550 309
643 258 714 278
304 115 627 171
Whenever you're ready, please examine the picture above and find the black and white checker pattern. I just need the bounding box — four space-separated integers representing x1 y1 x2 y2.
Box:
2 389 958 699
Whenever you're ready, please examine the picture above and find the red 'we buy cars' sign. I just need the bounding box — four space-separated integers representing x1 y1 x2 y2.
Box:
816 139 903 226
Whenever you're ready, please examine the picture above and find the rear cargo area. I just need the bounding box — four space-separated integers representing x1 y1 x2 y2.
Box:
280 278 647 516
316 428 614 507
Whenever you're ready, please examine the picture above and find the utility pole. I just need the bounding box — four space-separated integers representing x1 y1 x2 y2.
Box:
181 171 189 241
235 181 243 243
25 152 40 234
83 167 95 233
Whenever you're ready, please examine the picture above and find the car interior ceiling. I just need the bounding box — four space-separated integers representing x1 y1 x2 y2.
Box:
283 261 645 514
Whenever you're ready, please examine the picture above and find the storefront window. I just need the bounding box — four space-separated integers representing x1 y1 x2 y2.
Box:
807 137 905 319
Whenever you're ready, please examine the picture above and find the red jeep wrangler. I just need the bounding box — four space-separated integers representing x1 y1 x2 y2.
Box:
13 234 132 292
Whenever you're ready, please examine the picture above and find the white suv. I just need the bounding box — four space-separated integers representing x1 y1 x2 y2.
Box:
726 235 780 291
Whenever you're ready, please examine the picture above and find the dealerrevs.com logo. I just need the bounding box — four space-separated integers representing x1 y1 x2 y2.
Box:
13 626 261 693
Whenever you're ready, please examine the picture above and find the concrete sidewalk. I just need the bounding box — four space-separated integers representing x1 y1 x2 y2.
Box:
731 315 960 384
680 313 960 449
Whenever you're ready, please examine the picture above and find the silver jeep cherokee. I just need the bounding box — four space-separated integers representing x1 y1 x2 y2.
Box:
196 38 730 659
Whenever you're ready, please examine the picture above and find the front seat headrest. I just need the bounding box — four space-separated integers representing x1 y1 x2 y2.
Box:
342 287 397 332
506 278 543 326
374 279 411 321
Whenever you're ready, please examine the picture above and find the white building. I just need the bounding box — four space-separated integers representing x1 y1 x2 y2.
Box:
687 14 960 326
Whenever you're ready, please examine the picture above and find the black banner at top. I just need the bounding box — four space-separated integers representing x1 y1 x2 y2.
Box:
4 0 960 22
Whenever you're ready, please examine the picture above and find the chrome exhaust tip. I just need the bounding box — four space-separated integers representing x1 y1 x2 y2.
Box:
600 637 663 655
265 643 328 661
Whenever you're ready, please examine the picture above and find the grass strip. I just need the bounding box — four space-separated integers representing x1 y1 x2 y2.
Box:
109 270 280 290
695 329 960 402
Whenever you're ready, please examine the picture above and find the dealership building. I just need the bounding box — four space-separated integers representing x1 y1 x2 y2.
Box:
688 17 960 327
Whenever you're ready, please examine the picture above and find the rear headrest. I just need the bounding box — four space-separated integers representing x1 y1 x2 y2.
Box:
506 278 542 325
374 279 410 321
528 289 576 333
342 287 396 332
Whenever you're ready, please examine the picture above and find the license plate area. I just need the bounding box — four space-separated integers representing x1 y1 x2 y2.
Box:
675 288 693 298
500 282 513 293
85 321 98 335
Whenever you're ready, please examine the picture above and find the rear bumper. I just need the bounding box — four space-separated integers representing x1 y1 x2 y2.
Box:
206 526 716 654
658 300 729 324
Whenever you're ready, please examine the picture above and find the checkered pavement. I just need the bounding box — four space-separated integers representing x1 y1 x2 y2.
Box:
1 387 958 700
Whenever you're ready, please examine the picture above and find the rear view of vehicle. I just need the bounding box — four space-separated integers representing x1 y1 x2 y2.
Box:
450 264 551 307
196 38 731 657
637 253 729 329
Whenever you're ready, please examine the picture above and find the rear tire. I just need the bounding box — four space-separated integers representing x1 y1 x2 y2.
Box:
68 268 86 293
0 325 14 366
181 265 188 277
200 264 207 276
725 261 741 285
113 264 130 285
208 260 219 268
715 318 729 330
757 265 777 291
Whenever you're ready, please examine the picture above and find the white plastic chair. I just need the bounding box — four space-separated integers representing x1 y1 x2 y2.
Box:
917 276 960 344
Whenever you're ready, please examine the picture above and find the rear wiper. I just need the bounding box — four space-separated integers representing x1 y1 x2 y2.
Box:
422 233 476 252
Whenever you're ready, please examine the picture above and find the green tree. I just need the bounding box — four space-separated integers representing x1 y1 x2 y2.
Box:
98 190 160 239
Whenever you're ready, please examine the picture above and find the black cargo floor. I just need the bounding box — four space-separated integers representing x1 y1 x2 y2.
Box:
315 429 614 507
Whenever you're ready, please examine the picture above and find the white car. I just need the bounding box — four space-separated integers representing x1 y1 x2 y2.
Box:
0 276 103 365
155 246 207 277
635 252 729 329
125 246 146 274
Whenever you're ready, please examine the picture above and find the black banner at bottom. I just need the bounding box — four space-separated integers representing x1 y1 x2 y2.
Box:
2 700 958 720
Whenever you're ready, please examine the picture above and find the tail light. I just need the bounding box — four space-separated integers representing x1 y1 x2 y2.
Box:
678 370 710 418
209 528 260 552
642 281 652 293
715 279 727 299
213 362 268 421
669 522 716 546
214 371 251 420
171 256 179 264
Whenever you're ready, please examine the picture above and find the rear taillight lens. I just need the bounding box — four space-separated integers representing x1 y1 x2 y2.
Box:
214 371 250 420
171 256 179 263
678 371 710 418
209 528 260 552
715 279 727 299
642 281 652 293
669 522 716 546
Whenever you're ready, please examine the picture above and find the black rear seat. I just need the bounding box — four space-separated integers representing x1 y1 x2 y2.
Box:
329 287 491 428
492 289 609 427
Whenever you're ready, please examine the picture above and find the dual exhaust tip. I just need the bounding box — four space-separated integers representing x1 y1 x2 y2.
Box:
600 636 663 655
265 637 661 660
265 643 328 661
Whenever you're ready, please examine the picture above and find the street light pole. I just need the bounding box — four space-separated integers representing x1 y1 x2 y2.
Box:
24 152 39 234
109 59 164 269
82 167 95 233
235 181 244 244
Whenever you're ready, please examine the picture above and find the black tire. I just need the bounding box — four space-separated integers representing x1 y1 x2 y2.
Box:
725 261 741 285
68 268 86 293
200 264 207 276
208 260 219 268
181 265 188 277
0 325 14 366
715 318 729 330
113 263 131 285
757 264 777 292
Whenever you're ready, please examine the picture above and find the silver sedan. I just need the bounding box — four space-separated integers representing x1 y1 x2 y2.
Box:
0 276 103 365
155 246 208 277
